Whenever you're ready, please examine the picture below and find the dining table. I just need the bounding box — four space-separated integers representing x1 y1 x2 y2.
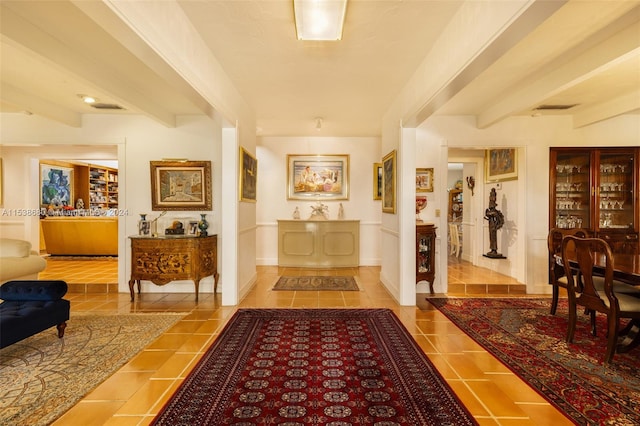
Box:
556 252 640 354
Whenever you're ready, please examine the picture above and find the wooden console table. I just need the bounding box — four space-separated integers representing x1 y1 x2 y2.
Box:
128 235 218 301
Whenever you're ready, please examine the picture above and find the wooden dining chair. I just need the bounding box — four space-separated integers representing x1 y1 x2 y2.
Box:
449 223 461 258
561 235 640 363
547 228 589 315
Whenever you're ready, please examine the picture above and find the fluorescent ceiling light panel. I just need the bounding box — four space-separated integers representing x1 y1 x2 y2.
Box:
294 0 347 41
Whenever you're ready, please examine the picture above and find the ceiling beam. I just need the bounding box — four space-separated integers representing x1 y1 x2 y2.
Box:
1 82 81 127
0 3 177 127
70 0 215 119
476 18 640 129
409 0 567 127
573 89 640 128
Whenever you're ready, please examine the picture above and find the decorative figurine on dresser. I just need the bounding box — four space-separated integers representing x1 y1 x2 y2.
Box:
416 223 437 294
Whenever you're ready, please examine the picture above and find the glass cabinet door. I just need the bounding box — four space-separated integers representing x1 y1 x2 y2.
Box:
597 151 635 230
553 151 591 229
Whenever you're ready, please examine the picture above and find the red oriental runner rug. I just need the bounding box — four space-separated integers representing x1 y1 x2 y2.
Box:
427 298 640 425
152 308 477 425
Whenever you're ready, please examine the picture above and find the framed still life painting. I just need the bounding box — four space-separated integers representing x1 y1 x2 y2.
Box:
287 154 349 200
150 160 212 211
382 150 396 213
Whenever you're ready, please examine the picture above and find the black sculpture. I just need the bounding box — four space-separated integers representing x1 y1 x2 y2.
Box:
484 188 506 259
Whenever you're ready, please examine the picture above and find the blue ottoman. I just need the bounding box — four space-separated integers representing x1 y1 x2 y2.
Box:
0 280 70 348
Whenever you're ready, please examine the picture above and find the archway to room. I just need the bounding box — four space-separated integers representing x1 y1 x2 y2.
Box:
445 148 526 295
29 146 120 293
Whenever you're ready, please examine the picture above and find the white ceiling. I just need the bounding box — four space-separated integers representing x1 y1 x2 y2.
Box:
1 0 639 137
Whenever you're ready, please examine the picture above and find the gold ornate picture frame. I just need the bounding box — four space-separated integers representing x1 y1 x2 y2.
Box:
485 148 518 182
150 160 212 211
287 154 349 200
416 168 434 192
373 162 382 200
382 150 396 213
239 147 257 202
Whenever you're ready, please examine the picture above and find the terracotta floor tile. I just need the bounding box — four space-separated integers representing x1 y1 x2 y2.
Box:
40 258 567 426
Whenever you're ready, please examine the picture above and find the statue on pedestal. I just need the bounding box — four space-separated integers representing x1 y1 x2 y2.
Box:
484 188 506 259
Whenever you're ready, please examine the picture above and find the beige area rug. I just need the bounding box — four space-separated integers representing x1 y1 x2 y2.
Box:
0 313 184 426
272 275 360 291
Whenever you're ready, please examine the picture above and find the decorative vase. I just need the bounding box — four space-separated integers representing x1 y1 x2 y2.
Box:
138 214 150 235
416 196 427 223
198 213 209 237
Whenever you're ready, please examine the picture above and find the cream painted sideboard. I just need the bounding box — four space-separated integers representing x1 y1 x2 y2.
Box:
277 220 360 267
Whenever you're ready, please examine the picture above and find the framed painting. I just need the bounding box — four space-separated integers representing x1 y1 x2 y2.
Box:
40 163 73 207
150 160 212 211
416 167 434 192
373 162 382 200
239 147 257 202
287 154 349 200
382 150 396 213
485 148 518 182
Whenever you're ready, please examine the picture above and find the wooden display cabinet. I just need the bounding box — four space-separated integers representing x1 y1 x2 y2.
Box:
448 189 463 221
550 147 639 253
128 235 219 301
416 223 437 293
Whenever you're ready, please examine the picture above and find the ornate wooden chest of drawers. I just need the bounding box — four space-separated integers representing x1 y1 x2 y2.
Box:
128 235 218 301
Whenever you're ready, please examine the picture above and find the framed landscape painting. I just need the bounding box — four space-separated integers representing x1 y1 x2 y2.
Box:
150 160 212 211
287 154 349 200
239 147 257 202
382 150 396 213
485 148 518 182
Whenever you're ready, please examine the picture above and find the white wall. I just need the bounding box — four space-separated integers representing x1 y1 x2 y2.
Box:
256 136 381 266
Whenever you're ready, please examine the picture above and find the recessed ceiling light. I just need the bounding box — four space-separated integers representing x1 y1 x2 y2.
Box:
78 94 97 104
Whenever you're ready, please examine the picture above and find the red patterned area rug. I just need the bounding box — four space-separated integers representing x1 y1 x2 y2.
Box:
427 298 640 425
152 308 477 425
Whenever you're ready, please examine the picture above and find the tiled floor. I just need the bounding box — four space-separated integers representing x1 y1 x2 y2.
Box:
39 259 571 426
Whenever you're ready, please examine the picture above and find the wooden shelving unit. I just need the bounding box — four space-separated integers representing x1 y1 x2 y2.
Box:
88 165 118 209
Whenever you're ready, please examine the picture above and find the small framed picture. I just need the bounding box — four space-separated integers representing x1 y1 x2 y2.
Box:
373 162 382 200
188 220 199 235
382 150 396 214
239 147 257 202
416 168 434 192
485 148 518 182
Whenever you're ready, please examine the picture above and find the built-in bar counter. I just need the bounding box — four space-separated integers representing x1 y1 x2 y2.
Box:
41 216 118 256
278 219 359 267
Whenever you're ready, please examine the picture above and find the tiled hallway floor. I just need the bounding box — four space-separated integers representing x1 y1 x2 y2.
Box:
36 260 571 426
